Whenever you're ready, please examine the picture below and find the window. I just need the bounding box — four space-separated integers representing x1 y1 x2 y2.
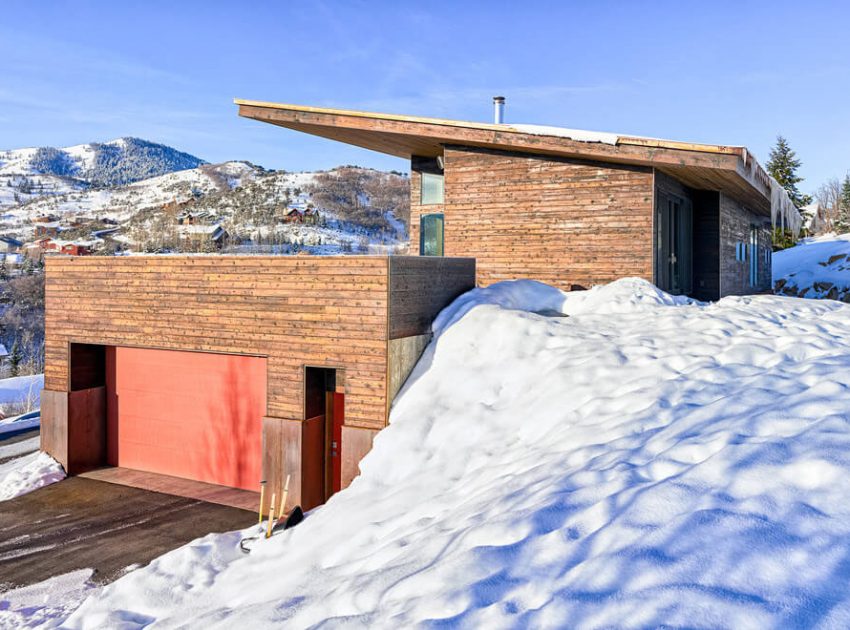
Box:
749 226 759 287
735 242 748 262
420 213 444 257
421 172 444 205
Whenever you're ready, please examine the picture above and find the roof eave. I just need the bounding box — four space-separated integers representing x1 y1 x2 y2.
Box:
236 99 772 213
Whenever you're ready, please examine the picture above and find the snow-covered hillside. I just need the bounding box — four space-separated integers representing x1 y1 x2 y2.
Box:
0 138 204 209
7 161 259 225
6 278 850 628
774 233 850 301
0 138 409 254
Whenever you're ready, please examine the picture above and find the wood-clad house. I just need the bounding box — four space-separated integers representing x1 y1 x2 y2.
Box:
40 97 803 515
236 98 802 300
41 256 474 511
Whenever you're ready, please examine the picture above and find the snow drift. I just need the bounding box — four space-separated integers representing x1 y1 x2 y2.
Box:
774 232 850 301
10 278 850 628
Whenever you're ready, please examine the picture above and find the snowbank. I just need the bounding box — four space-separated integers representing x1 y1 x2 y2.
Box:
774 233 850 300
0 569 96 629
24 279 850 627
0 447 65 502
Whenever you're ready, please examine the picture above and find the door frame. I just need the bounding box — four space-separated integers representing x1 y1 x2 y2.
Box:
655 191 694 296
303 365 345 502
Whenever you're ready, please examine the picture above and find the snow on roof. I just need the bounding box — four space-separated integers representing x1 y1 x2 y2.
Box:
506 123 619 145
182 223 223 234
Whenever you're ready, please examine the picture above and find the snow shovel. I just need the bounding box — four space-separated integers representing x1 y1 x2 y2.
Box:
239 506 305 554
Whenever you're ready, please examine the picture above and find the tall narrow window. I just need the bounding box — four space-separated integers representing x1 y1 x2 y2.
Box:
420 213 444 256
749 226 759 287
421 172 444 205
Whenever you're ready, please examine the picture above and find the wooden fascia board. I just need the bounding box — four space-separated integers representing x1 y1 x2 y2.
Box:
239 103 741 170
237 101 770 206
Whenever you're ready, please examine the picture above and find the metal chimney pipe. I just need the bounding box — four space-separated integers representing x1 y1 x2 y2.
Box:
493 96 505 124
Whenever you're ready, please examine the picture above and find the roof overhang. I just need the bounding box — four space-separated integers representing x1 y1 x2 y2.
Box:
236 98 774 215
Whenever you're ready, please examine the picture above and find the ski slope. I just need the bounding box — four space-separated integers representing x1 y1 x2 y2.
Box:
0 278 841 628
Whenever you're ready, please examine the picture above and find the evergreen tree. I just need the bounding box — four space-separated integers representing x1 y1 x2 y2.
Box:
766 135 812 207
8 340 22 377
838 175 850 234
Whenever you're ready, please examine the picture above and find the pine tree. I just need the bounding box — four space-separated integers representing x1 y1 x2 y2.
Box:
838 175 850 234
766 135 812 207
8 340 22 378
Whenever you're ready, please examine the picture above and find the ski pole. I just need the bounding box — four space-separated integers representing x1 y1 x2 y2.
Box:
266 493 276 539
278 474 291 517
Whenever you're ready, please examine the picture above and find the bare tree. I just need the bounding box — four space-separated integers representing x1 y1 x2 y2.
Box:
815 178 841 233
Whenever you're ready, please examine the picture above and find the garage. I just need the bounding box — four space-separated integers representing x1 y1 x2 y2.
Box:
104 347 267 492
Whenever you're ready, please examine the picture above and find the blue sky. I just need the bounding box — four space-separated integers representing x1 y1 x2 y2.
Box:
1 1 848 193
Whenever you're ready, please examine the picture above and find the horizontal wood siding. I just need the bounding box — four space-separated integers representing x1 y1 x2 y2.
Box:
45 256 390 429
388 256 475 339
719 194 772 296
413 147 655 290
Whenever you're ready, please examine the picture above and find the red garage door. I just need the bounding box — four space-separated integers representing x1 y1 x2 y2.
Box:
106 347 267 491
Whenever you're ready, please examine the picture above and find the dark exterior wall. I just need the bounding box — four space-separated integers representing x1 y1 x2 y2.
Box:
692 190 721 301
411 146 655 290
719 194 772 296
653 171 721 301
388 256 475 339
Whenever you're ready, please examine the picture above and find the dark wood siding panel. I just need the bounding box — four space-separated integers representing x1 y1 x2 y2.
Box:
654 171 720 301
411 147 655 290
693 190 721 301
388 256 475 339
719 194 772 296
45 256 390 429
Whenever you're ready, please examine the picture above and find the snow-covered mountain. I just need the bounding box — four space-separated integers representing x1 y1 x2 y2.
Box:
0 137 204 194
0 138 410 254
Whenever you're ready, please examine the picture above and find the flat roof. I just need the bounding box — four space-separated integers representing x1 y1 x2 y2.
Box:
235 99 778 215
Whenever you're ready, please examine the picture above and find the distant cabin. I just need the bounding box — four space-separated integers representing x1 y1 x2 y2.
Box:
179 223 229 249
282 207 320 225
34 222 62 239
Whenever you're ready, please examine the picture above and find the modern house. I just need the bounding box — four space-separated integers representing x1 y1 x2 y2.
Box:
40 97 802 515
236 98 801 300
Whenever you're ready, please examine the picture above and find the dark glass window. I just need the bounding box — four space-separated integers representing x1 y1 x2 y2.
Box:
420 214 444 256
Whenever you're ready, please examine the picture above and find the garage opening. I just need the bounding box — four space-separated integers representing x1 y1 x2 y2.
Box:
105 347 267 492
69 344 267 495
304 367 344 505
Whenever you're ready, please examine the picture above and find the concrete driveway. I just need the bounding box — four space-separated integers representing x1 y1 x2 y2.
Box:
0 476 254 589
